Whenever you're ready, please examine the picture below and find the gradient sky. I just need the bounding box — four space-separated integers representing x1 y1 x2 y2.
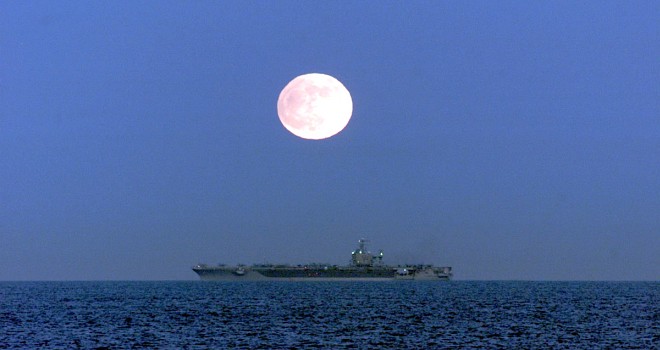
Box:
1 1 658 281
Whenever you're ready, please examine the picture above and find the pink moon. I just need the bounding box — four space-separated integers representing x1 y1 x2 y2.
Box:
277 73 353 140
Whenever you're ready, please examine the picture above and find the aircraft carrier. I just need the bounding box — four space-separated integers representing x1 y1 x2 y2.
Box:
192 239 452 281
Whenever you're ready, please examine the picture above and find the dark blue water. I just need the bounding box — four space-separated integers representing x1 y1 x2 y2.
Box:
1 281 657 349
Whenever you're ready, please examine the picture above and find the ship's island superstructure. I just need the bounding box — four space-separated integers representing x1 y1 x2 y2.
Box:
192 239 452 281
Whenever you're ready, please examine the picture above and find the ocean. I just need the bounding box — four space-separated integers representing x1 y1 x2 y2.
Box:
1 281 657 349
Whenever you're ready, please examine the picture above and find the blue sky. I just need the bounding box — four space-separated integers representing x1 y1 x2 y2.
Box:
1 1 658 280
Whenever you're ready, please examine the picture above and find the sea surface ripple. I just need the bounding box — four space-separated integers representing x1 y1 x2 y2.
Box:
0 281 658 349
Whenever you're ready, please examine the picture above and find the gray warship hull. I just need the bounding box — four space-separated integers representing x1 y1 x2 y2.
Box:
192 265 452 281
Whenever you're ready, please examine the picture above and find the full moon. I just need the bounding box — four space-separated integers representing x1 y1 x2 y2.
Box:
277 73 353 140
